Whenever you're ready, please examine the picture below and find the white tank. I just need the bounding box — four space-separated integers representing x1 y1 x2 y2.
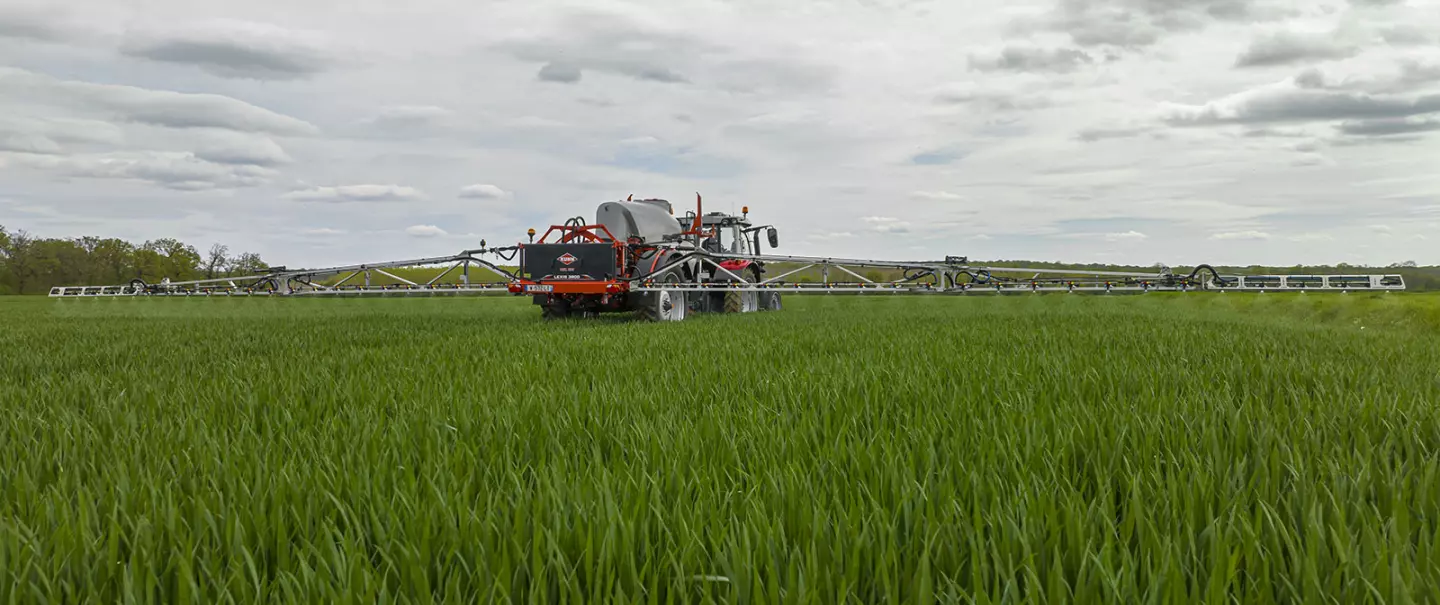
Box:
595 200 682 243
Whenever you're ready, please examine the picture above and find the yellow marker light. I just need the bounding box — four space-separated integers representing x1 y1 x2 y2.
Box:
742 206 749 214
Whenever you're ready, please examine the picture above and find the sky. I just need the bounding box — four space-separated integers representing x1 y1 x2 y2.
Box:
0 0 1437 270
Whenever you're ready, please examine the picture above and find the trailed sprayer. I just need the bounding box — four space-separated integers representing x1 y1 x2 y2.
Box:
49 194 1408 321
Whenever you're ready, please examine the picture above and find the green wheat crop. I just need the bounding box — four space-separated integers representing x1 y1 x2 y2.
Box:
2 293 1439 603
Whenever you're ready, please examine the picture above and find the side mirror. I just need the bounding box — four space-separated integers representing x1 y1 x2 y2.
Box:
767 227 779 249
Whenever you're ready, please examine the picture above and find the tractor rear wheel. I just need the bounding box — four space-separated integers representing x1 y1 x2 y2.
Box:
723 289 758 313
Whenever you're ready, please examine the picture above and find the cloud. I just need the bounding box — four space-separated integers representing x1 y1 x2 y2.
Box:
0 6 67 41
1104 231 1148 242
1288 232 1334 242
862 216 911 233
0 68 318 136
283 185 426 202
498 10 695 85
1209 230 1271 240
301 227 345 236
933 86 1053 111
969 47 1093 74
458 183 512 200
911 191 965 201
910 148 967 165
18 151 275 190
1337 118 1440 136
193 135 292 166
1370 224 1394 234
1024 0 1293 48
1234 31 1358 68
0 134 62 154
1379 25 1435 46
1161 78 1440 126
405 224 447 238
1076 126 1151 141
362 105 454 131
120 20 335 80
537 62 582 83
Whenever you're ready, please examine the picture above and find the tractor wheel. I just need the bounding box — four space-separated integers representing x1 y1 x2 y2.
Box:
541 298 570 320
640 274 686 322
759 290 783 311
723 289 759 313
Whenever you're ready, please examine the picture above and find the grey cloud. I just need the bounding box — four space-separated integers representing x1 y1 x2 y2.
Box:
1076 126 1150 141
1294 67 1328 89
934 88 1053 111
1380 25 1434 46
501 8 826 92
1234 31 1358 68
1032 0 1293 48
1349 0 1406 5
1163 82 1440 125
498 10 698 85
120 22 334 80
1337 118 1440 136
0 68 318 136
0 117 125 151
360 106 454 136
22 152 276 190
282 185 426 203
537 62 582 83
1400 60 1440 89
194 136 292 167
710 59 833 94
969 47 1093 73
0 134 62 154
0 7 66 41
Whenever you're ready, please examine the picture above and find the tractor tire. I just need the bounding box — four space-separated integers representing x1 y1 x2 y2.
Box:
640 274 686 322
541 299 570 320
723 290 759 313
759 290 783 311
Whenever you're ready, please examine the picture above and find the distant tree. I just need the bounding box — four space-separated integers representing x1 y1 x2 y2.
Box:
5 230 37 294
205 243 229 279
227 252 268 275
142 238 202 281
91 238 135 284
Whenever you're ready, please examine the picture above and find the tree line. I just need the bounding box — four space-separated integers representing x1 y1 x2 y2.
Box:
0 226 270 295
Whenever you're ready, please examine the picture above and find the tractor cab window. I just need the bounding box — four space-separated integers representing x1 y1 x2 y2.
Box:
710 224 749 255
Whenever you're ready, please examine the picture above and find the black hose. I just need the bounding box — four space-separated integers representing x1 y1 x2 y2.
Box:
1181 264 1232 285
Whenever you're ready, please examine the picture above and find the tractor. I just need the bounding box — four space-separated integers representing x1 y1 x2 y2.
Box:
512 196 783 321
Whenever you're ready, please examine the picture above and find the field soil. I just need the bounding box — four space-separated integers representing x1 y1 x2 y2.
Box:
2 293 1439 602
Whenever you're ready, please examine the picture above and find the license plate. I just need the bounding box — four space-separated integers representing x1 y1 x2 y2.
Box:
525 284 553 293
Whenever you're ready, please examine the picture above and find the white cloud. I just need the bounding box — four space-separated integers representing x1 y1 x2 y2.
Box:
1210 230 1271 240
283 185 426 203
0 67 318 136
1104 231 1148 242
120 19 337 80
458 184 512 200
405 224 447 238
861 216 901 223
301 227 345 235
15 151 274 190
910 191 965 201
194 134 291 166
